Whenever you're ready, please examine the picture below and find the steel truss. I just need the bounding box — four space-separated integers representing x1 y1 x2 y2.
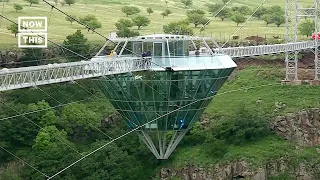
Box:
137 130 187 159
285 0 319 80
0 41 318 92
214 41 315 58
0 57 151 92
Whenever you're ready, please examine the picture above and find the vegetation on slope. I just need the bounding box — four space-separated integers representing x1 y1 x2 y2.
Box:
1 63 320 179
0 0 315 48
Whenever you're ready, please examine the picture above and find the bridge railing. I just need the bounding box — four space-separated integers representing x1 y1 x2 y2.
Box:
0 57 151 91
214 41 315 58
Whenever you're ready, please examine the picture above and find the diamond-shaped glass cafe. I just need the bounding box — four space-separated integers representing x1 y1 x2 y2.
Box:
91 34 237 159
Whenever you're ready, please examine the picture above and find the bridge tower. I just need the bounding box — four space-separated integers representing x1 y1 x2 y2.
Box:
286 0 319 81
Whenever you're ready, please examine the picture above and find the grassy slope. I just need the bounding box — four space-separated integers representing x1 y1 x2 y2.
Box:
0 0 313 48
164 65 320 169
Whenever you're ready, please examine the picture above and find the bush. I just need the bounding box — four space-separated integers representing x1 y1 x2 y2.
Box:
211 105 271 145
203 135 229 158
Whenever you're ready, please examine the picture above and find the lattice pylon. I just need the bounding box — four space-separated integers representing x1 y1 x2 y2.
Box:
313 0 319 80
286 0 320 81
285 0 299 81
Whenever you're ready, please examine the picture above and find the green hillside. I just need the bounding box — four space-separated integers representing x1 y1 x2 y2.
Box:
1 63 320 179
0 0 314 48
1 0 320 179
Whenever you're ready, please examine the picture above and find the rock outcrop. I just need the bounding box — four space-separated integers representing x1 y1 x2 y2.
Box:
159 108 320 180
0 50 23 68
272 108 320 146
160 160 319 180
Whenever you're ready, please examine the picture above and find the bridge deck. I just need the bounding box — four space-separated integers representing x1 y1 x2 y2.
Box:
0 41 317 92
0 57 150 91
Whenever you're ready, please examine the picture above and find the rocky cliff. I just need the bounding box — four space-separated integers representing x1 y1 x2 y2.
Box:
160 160 319 180
159 108 320 180
272 108 320 147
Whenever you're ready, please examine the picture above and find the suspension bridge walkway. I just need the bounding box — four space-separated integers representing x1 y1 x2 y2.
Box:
0 40 317 92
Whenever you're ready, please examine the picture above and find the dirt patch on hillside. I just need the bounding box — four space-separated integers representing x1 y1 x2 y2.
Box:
235 52 316 80
245 35 265 43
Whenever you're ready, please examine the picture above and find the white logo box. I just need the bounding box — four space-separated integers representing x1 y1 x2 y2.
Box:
18 33 48 48
18 17 48 32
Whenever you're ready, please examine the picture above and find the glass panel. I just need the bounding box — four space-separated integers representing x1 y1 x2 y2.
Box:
97 68 235 131
144 42 153 55
153 42 163 57
133 42 143 56
151 56 224 69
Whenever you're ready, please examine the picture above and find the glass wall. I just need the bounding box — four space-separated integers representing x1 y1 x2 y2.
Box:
97 67 235 132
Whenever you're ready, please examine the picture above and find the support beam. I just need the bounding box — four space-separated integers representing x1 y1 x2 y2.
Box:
95 40 110 57
285 0 299 81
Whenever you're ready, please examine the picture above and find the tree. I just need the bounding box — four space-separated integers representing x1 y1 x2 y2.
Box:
115 18 133 29
24 0 39 6
63 30 90 59
222 0 228 4
77 141 145 180
146 7 153 15
79 14 102 32
79 14 97 24
165 0 168 5
187 13 206 27
230 12 246 26
165 9 172 15
7 24 18 37
207 3 223 16
299 20 315 37
253 7 267 20
216 8 231 21
13 3 23 12
25 128 78 179
267 5 284 15
181 0 192 7
65 15 76 25
27 101 57 126
60 0 65 6
121 6 140 17
116 27 140 37
187 9 205 15
60 103 100 138
132 15 150 30
86 19 102 32
238 6 251 15
64 0 75 6
21 44 44 66
261 14 274 26
161 11 168 18
32 126 68 151
163 20 193 35
272 14 285 27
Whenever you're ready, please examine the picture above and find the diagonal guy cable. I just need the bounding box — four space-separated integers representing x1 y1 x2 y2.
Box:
37 85 114 140
0 99 83 156
193 0 232 36
0 145 49 178
0 14 89 60
47 82 282 179
222 0 267 47
0 97 92 121
41 0 169 70
0 1 4 27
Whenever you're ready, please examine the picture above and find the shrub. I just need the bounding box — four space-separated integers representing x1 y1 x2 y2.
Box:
211 105 271 145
